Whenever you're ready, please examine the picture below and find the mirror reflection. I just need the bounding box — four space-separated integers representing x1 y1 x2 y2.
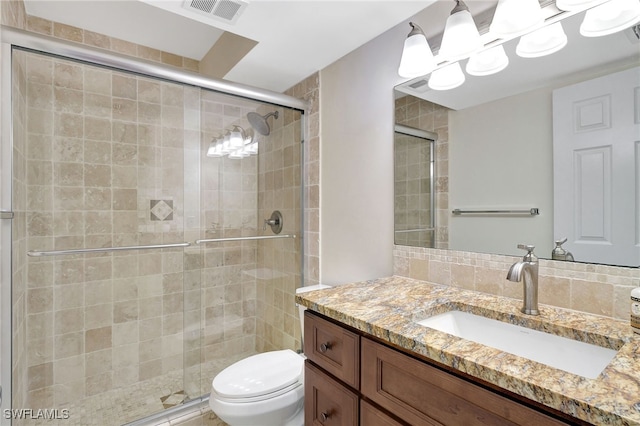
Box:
393 125 436 248
394 8 640 268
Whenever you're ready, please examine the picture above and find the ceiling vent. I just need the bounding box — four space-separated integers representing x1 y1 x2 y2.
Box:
406 79 432 94
182 0 248 25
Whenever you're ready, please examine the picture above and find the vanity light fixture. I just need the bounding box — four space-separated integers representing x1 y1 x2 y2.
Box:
221 131 232 154
466 45 509 76
246 141 258 155
438 0 482 61
207 125 255 159
229 125 246 149
580 0 640 37
398 22 436 78
206 138 223 157
428 62 465 90
555 0 607 11
489 0 544 38
398 0 640 90
516 22 568 58
228 149 249 159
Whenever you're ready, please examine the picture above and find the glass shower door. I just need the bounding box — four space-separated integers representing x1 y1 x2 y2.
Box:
10 45 304 425
185 91 304 399
13 48 196 424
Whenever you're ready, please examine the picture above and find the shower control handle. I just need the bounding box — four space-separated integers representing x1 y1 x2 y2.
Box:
263 210 283 234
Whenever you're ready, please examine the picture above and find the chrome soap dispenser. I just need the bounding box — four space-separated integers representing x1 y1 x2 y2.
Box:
552 238 574 262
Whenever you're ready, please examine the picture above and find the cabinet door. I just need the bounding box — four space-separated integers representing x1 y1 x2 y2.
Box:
361 338 568 426
360 400 407 426
305 361 358 426
304 311 360 389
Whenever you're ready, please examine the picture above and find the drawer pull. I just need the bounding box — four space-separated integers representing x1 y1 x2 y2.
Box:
320 410 332 421
320 342 332 353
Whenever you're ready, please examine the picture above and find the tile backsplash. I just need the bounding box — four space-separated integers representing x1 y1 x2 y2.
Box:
394 245 639 321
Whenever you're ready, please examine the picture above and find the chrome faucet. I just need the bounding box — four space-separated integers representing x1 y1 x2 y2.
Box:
506 244 539 315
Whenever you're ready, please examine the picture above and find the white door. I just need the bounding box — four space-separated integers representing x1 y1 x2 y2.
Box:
553 66 640 267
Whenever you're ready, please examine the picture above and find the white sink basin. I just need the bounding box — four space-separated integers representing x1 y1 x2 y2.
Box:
417 310 618 379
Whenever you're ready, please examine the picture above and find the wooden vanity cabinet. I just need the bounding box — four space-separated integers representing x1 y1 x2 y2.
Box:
361 338 568 426
304 310 574 426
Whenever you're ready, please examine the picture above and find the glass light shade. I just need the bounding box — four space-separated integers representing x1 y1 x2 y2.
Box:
439 6 482 61
229 126 245 149
221 133 232 154
398 23 436 78
246 142 258 155
228 149 248 159
466 45 509 76
516 22 568 58
206 140 224 157
206 142 216 157
489 0 544 38
555 0 605 11
580 0 640 37
428 62 466 91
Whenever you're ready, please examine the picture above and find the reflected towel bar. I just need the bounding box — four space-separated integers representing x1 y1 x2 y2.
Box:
394 228 435 233
195 234 295 244
452 208 539 216
27 242 192 257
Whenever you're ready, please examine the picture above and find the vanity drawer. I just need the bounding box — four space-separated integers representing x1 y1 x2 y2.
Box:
305 361 358 426
361 338 568 426
304 310 360 389
360 400 407 426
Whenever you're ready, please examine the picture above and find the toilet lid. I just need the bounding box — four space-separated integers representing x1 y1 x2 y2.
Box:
212 349 303 399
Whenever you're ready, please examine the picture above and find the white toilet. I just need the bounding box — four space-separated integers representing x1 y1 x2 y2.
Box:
209 284 331 426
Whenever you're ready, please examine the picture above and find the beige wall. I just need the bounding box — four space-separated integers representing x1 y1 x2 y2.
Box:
319 22 408 285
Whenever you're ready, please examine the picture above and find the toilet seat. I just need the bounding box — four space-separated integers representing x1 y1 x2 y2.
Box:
212 349 303 403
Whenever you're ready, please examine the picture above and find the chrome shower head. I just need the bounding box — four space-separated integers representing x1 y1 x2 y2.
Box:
247 111 279 136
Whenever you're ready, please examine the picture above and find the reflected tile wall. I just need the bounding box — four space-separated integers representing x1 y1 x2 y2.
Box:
394 133 433 248
395 95 450 249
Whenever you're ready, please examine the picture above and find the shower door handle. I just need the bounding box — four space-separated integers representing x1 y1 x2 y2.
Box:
0 211 14 219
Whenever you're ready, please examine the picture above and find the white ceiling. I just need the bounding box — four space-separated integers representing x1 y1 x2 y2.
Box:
23 1 640 103
24 0 432 92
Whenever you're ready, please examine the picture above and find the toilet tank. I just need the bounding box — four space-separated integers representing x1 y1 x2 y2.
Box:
295 284 332 346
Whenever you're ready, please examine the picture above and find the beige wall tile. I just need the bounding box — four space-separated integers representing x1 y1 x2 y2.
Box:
52 22 83 43
394 246 634 321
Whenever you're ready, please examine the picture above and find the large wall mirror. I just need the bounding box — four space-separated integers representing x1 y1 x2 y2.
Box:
394 5 640 268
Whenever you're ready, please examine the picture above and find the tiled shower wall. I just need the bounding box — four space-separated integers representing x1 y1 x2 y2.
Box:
395 95 450 249
20 49 303 413
22 51 199 407
255 105 303 353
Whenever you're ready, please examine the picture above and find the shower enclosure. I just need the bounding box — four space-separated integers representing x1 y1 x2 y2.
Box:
1 28 306 425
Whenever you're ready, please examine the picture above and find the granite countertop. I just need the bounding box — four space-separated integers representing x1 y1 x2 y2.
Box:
296 276 640 426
